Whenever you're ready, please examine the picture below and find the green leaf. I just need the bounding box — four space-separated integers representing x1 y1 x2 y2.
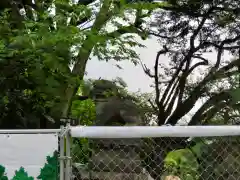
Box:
164 148 199 179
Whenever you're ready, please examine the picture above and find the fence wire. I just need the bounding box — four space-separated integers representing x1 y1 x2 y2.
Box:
71 136 240 180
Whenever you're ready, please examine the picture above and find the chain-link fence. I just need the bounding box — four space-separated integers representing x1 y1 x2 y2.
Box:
70 128 240 180
1 127 239 180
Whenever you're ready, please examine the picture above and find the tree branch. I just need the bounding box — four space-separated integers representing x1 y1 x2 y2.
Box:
159 58 186 106
163 77 179 108
188 91 230 125
164 84 179 118
166 60 240 125
154 47 168 124
140 60 155 78
104 9 148 39
190 6 214 49
160 8 213 112
104 25 143 38
148 99 158 113
177 60 191 106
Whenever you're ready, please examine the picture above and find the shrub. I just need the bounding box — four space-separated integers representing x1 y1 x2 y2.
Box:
37 151 59 180
0 165 8 180
12 167 34 180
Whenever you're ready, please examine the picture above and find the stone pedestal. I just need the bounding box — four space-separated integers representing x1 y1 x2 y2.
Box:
88 138 149 180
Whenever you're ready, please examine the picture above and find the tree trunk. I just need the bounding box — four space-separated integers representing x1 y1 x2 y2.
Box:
61 41 94 118
60 0 112 119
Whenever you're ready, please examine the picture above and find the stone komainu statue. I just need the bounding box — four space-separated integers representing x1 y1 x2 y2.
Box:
86 80 148 180
90 79 142 126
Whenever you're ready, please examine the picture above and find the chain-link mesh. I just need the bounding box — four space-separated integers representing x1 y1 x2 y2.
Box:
71 136 240 180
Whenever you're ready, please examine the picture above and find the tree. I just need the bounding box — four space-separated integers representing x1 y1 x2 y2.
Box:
0 8 78 128
0 0 169 128
142 0 240 126
37 151 58 180
0 0 161 128
12 167 34 180
138 0 240 178
0 165 8 180
56 0 164 118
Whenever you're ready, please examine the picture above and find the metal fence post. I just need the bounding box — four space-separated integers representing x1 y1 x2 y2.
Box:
59 125 65 180
65 123 72 180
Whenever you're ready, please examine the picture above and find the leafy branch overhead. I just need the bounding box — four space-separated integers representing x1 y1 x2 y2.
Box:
0 0 164 125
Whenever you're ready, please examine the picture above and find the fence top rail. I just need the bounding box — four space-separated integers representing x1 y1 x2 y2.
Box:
0 129 61 134
70 125 240 138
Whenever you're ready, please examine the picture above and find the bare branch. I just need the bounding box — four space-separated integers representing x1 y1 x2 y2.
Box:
164 84 180 117
177 60 191 106
192 55 209 64
163 77 180 108
148 30 183 40
154 47 169 124
190 7 214 49
166 60 240 125
214 45 224 69
159 58 186 106
188 61 209 75
140 60 155 78
148 99 158 113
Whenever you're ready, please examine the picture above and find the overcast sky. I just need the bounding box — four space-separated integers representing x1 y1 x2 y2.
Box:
85 36 160 93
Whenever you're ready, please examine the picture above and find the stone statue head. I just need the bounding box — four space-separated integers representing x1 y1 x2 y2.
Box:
90 79 119 103
88 79 142 126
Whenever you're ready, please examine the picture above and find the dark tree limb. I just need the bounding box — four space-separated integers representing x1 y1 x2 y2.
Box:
163 77 179 108
166 63 239 125
190 6 214 49
140 60 155 78
159 58 185 107
188 91 231 125
154 47 169 124
164 31 240 125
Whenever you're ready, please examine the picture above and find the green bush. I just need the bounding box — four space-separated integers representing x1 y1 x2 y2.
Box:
0 165 8 180
12 167 34 180
0 151 58 180
72 138 92 164
37 151 59 180
164 148 199 180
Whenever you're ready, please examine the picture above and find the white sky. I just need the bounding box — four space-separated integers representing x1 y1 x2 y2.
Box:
85 36 159 92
